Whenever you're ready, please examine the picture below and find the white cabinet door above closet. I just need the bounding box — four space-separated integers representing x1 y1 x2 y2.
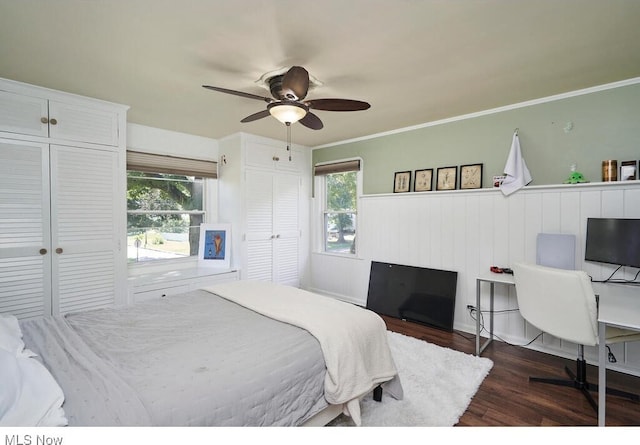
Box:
0 90 119 146
244 140 306 172
48 101 119 146
0 90 48 138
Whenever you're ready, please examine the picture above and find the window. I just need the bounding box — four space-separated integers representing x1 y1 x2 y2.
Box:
126 151 216 263
315 159 361 255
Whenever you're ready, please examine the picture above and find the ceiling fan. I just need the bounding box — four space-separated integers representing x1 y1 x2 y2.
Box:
202 66 370 130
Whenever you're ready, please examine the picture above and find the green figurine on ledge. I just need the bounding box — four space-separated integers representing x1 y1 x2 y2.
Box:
564 164 589 184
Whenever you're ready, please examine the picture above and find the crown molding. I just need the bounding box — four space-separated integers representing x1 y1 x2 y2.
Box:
313 77 640 150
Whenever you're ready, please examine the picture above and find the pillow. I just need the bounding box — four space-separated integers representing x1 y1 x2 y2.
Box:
0 314 37 358
0 348 68 427
0 314 26 355
0 349 21 419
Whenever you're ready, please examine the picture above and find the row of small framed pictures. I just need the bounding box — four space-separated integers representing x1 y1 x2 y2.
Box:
393 163 483 193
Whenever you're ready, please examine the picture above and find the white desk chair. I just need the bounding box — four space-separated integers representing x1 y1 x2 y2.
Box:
512 262 640 411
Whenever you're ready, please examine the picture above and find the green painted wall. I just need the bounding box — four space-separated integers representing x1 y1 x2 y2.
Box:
312 81 640 195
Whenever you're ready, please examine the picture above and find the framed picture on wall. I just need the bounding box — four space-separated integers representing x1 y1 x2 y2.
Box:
413 168 433 192
198 223 231 269
620 160 637 181
436 166 457 191
393 171 411 193
460 163 483 189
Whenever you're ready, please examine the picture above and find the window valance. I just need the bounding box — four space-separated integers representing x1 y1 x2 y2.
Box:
126 151 217 178
313 159 361 176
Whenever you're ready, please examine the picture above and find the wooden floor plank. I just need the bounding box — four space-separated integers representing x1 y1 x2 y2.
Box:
381 315 640 426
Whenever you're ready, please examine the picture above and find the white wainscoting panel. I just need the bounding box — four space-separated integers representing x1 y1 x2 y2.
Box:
309 182 640 375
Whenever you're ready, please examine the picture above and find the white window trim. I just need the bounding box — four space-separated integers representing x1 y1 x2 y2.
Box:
313 157 363 258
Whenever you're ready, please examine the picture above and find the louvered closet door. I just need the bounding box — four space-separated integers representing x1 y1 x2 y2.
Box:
50 145 119 315
273 174 300 286
0 139 51 319
244 170 274 281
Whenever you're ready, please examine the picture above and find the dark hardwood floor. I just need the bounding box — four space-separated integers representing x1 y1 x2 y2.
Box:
382 315 640 426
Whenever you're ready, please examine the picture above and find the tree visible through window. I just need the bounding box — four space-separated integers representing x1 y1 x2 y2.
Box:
324 170 357 254
127 172 205 263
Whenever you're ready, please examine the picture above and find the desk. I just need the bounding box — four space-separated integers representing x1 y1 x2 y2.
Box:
597 292 640 426
475 272 515 356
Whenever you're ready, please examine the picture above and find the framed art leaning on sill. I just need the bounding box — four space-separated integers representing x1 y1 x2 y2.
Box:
436 166 457 191
414 168 433 192
198 223 231 269
460 163 483 189
394 171 411 193
620 160 637 181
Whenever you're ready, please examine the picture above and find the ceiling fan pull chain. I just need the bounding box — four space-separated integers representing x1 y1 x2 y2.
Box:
286 122 292 161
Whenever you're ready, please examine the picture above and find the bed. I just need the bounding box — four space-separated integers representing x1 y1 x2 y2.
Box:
0 280 402 427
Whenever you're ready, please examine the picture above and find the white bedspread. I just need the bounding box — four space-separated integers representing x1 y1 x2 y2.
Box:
204 280 403 425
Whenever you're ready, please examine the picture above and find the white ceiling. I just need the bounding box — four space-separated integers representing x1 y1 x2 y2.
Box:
1 0 639 148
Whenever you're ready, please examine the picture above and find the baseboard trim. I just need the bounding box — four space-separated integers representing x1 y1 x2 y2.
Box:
305 286 364 307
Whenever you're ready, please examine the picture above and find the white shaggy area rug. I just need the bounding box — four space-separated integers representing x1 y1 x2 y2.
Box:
329 331 493 426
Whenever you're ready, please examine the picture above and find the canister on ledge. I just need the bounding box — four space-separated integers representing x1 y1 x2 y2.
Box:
602 160 617 182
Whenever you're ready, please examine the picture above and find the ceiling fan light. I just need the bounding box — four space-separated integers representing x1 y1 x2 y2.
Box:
268 102 308 124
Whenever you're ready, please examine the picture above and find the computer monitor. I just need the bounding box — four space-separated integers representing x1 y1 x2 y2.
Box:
585 218 640 268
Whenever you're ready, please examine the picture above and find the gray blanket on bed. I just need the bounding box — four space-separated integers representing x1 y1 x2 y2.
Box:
21 290 328 426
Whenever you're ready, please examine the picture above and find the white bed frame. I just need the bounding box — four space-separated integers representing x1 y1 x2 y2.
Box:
301 405 343 426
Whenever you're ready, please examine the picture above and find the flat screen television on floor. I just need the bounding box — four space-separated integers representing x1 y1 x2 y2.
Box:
366 261 458 331
585 217 640 268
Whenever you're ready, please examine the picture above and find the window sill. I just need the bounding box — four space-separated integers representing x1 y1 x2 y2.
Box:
128 257 199 277
312 251 363 260
128 266 238 285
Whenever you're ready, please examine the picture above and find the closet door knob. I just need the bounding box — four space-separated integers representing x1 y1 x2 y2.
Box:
49 118 58 125
41 117 49 124
39 248 47 255
55 247 63 254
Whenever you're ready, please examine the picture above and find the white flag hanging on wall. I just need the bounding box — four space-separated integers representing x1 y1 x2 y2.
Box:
500 131 532 196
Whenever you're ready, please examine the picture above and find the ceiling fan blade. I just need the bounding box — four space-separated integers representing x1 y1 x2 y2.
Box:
202 85 272 103
240 109 271 123
299 112 323 130
281 66 310 100
306 98 371 111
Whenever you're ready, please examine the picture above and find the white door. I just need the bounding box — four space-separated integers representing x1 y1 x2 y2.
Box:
244 170 274 281
243 170 301 285
0 138 51 319
273 174 300 286
50 145 120 315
